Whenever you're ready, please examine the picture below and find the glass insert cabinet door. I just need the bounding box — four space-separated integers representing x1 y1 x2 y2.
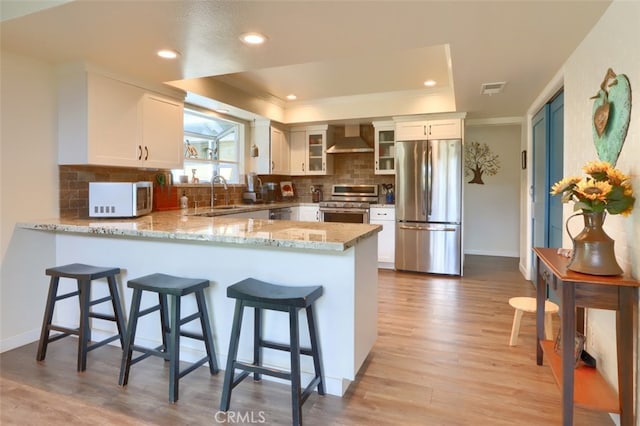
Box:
307 131 325 173
375 126 395 175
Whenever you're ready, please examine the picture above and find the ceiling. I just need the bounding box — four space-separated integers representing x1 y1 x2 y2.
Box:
0 0 611 123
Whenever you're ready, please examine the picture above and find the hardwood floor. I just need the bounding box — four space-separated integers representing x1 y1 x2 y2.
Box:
1 255 612 425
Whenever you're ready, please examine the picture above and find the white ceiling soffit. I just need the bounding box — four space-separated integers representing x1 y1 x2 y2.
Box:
0 0 612 121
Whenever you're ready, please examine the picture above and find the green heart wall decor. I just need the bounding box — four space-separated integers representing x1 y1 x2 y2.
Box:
591 68 632 166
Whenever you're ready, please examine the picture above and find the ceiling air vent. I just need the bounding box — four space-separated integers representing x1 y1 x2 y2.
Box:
480 81 506 95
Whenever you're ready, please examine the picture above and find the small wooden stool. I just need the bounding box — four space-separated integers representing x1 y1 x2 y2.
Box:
508 296 559 346
36 263 126 372
220 278 325 426
118 273 219 403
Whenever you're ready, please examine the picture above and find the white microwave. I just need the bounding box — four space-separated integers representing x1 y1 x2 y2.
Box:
89 182 153 218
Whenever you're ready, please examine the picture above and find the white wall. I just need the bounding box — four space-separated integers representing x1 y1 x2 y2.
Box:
464 123 522 257
526 1 639 422
563 2 640 421
0 50 59 351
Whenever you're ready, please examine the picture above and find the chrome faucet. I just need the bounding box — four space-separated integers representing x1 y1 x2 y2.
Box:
211 174 230 206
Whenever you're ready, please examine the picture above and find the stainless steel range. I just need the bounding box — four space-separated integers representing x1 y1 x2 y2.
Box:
319 184 379 223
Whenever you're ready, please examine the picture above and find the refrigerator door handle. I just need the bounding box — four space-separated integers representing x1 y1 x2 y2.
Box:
427 144 433 217
422 146 428 217
399 224 457 232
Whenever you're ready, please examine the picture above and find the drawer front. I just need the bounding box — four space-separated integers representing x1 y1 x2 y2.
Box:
370 208 395 221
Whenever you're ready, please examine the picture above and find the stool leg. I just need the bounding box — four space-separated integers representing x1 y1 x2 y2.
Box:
36 276 60 362
289 307 302 426
168 294 181 403
77 279 92 372
509 309 523 346
220 300 244 411
253 307 262 381
159 294 170 356
119 288 142 386
544 312 554 341
107 274 127 348
195 289 219 374
306 305 325 395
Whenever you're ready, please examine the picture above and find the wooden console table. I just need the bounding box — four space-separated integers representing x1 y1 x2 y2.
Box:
533 247 638 426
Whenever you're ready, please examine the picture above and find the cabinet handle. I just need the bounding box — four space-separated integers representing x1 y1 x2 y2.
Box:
272 161 275 171
322 162 325 171
302 163 305 172
137 145 143 160
375 160 378 170
144 146 149 160
423 125 427 136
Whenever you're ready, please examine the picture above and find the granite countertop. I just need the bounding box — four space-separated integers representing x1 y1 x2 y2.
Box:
18 209 381 252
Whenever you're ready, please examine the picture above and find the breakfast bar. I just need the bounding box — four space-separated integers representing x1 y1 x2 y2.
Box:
18 211 381 397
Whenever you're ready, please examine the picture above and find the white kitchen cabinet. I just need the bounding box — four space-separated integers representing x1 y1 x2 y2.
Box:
58 67 184 168
298 205 320 222
373 121 395 175
289 206 300 221
139 93 184 168
370 206 395 269
395 118 461 141
289 125 333 176
289 129 307 175
251 120 290 175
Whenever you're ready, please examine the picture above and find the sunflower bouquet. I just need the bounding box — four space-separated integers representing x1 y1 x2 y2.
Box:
550 160 635 216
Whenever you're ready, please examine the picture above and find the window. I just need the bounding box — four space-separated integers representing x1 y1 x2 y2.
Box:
172 107 244 184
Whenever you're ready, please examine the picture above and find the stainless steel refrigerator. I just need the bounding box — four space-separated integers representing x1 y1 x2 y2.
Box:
395 139 463 275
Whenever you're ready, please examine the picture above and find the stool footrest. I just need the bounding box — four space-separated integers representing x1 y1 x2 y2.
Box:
179 312 200 326
233 361 291 380
49 325 79 336
88 312 117 322
178 356 209 378
87 334 120 352
138 304 161 318
261 339 314 356
301 376 322 404
180 330 205 341
54 290 79 301
46 332 73 343
89 295 113 306
130 344 168 364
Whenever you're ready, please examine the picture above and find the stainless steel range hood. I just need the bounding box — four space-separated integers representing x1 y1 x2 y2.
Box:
326 124 374 153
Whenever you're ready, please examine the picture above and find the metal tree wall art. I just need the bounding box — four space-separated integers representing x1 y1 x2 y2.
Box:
464 140 500 185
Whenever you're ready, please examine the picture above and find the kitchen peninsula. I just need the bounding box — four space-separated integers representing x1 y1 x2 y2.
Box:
18 211 381 396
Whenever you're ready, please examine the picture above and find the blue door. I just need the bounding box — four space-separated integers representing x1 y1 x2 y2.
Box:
532 90 564 303
548 92 564 248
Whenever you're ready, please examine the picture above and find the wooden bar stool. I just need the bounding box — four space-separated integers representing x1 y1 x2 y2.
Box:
118 273 218 403
509 296 559 346
219 278 325 426
36 263 126 372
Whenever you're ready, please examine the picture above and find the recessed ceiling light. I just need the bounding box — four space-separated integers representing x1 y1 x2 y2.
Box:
286 94 297 100
424 80 436 87
157 49 180 59
215 108 229 114
240 32 267 45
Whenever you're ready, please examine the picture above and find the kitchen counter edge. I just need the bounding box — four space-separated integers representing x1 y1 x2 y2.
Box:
17 210 381 252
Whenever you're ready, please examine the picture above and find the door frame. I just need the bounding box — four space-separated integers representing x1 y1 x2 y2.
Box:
521 71 564 280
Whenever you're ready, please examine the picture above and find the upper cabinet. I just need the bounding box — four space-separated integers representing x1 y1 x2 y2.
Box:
289 125 334 176
57 65 184 168
251 120 290 175
372 121 395 175
395 118 462 141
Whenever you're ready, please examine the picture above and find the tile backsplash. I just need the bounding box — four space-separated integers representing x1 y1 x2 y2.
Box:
60 153 394 218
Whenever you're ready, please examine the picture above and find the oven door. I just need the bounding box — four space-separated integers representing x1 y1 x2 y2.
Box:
320 208 369 224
